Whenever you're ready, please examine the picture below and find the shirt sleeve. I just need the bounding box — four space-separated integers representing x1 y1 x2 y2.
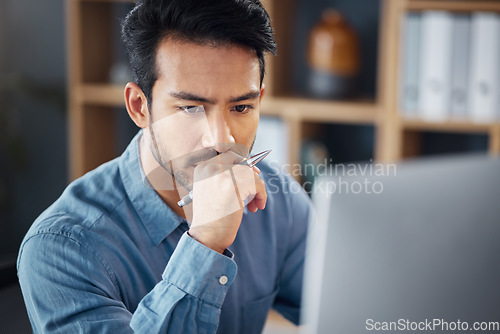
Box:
18 230 237 334
130 233 237 332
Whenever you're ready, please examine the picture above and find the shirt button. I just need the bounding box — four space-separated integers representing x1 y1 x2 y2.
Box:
219 275 228 285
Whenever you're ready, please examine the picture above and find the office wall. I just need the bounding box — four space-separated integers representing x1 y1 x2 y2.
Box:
0 0 67 258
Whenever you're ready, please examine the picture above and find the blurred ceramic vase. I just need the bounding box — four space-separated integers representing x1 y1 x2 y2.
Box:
307 9 360 99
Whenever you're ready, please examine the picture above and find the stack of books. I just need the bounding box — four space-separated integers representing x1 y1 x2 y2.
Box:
400 11 500 123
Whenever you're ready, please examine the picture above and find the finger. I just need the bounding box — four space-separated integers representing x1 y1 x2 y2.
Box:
246 192 266 212
252 166 261 175
247 200 259 213
246 176 267 211
253 186 267 210
195 151 246 182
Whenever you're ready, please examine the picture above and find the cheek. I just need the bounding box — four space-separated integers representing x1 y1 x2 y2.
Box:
150 115 208 158
231 115 259 146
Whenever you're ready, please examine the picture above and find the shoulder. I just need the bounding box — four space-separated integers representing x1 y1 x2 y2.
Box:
20 157 126 253
17 157 127 289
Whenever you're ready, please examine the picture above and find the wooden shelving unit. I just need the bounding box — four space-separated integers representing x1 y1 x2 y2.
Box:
402 119 493 134
406 1 500 12
67 0 500 180
375 0 500 162
76 84 125 106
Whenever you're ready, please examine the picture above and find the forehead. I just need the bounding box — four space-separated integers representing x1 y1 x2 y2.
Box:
154 37 261 93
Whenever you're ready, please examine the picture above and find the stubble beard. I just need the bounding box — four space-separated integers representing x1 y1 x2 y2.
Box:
148 124 257 192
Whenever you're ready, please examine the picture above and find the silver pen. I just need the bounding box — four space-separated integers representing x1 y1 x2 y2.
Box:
177 149 271 207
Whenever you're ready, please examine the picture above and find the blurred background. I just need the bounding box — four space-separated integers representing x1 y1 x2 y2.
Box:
0 0 496 332
1 0 67 331
0 0 67 273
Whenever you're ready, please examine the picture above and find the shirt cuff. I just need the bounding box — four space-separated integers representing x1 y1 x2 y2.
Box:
162 232 237 307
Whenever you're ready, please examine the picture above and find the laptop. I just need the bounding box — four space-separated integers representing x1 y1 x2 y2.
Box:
301 154 500 334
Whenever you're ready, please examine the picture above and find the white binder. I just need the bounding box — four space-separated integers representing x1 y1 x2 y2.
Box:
418 11 453 122
450 14 471 120
469 13 500 123
400 13 421 118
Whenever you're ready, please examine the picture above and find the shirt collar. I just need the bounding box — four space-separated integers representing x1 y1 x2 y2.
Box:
119 130 185 246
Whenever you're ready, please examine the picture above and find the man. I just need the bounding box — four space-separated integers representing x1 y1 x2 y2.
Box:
17 0 311 332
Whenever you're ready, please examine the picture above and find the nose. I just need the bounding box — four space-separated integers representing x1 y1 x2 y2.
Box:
201 111 235 153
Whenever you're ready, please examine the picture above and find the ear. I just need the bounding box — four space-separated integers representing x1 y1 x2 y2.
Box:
125 82 149 128
259 84 266 103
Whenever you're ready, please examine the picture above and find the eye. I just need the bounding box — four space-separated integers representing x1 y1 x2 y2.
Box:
231 105 253 113
178 105 205 115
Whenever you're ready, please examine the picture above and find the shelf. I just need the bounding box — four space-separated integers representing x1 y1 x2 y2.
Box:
76 84 378 126
402 119 498 134
405 0 500 12
76 84 125 106
261 97 377 124
77 0 134 3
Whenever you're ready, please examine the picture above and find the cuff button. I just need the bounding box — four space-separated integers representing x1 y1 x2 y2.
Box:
219 275 228 285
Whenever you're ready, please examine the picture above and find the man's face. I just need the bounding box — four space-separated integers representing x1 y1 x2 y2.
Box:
144 38 263 189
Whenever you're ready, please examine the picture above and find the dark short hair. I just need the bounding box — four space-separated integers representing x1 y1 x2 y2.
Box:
121 0 277 107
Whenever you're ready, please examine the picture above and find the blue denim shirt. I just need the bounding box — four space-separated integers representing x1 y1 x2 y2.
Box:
17 131 311 333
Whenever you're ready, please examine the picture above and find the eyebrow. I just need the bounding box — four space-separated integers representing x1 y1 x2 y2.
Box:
229 91 261 103
169 91 215 104
169 90 260 104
